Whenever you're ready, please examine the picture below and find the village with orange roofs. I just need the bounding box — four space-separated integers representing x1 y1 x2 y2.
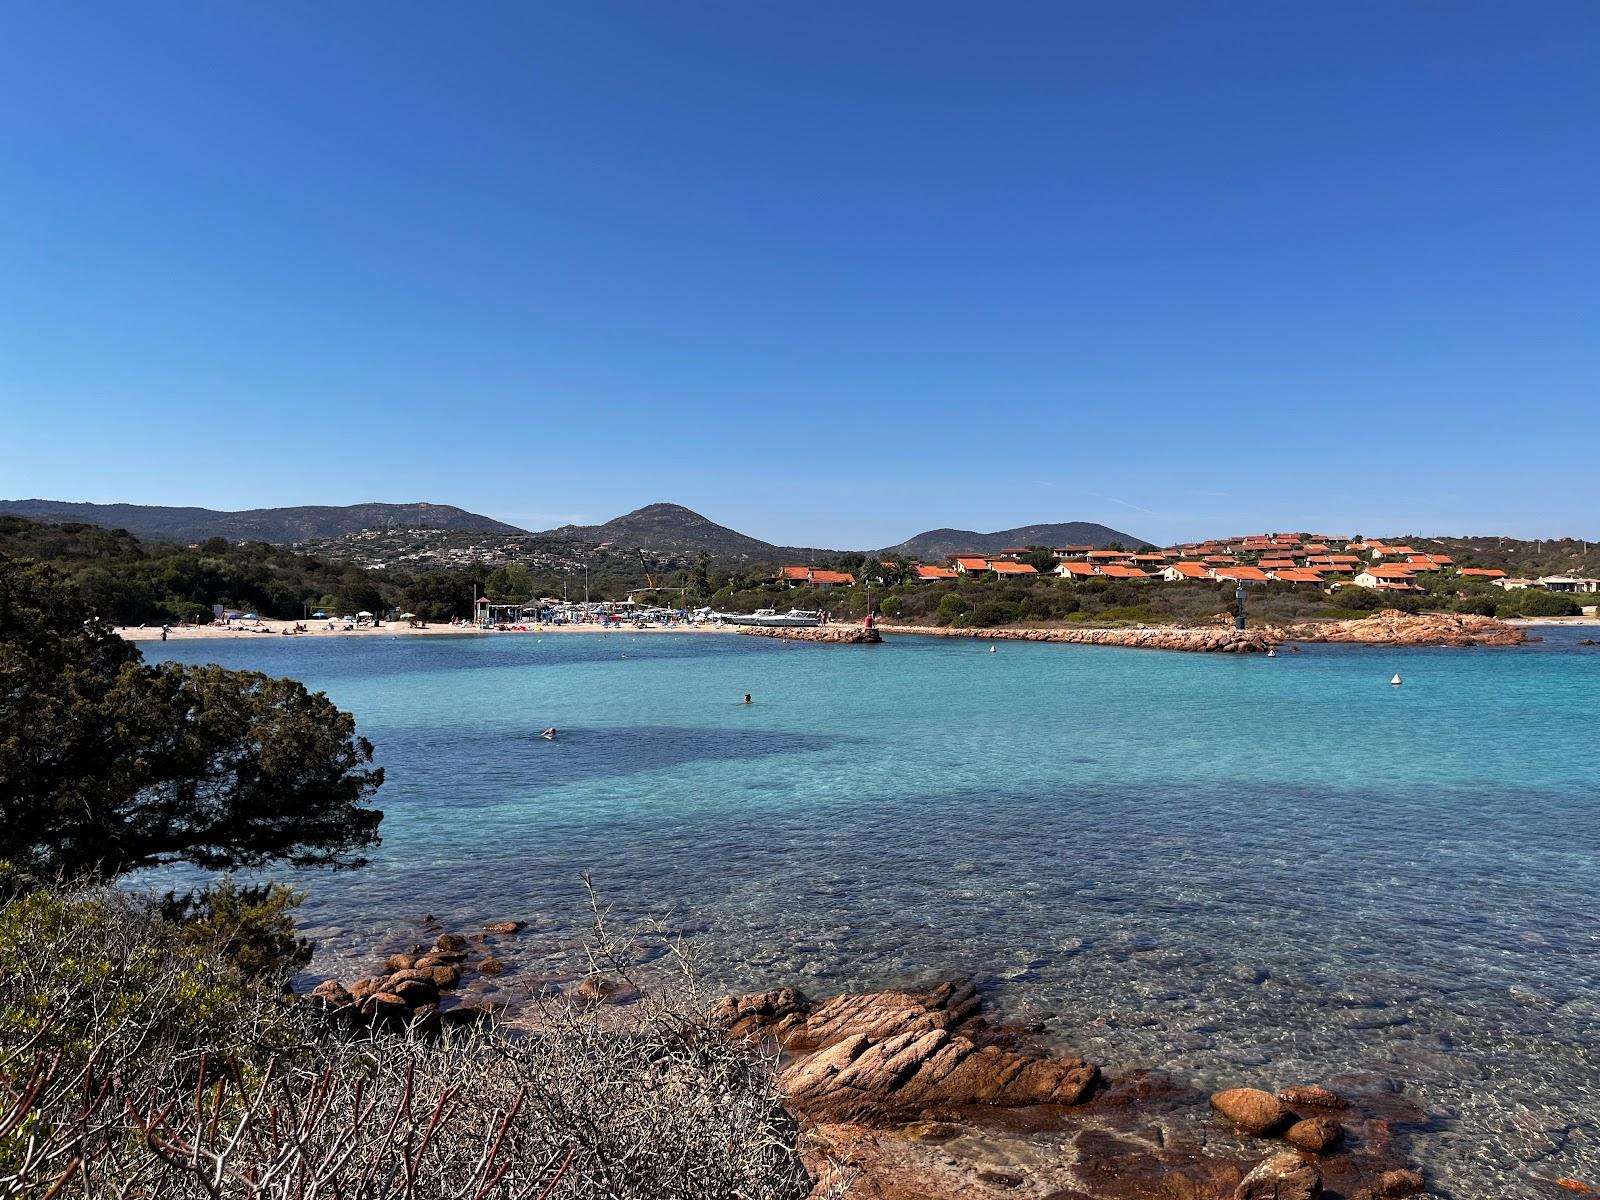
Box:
778 534 1600 596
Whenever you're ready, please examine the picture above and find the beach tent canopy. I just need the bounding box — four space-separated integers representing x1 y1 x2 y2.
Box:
312 611 327 618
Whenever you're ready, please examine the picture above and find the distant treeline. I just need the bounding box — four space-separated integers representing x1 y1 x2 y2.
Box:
0 516 754 625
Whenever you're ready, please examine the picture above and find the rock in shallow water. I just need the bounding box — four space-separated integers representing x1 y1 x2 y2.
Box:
1235 1151 1322 1200
1212 1087 1294 1136
1285 1116 1344 1153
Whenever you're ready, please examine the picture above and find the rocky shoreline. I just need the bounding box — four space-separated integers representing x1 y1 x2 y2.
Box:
738 624 884 643
779 611 1527 652
716 979 1437 1200
304 918 1468 1200
1284 610 1526 647
877 623 1277 652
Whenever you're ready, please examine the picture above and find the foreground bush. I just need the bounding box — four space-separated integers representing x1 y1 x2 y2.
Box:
0 881 818 1199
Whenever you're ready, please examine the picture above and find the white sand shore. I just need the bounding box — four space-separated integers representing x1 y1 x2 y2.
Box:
118 618 736 643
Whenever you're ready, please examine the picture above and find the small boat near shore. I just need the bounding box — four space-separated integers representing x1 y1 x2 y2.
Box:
716 608 823 628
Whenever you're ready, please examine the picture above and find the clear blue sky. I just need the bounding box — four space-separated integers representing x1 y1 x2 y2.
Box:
3 2 1597 548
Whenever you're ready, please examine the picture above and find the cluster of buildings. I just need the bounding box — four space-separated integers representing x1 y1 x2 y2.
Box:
778 533 1599 595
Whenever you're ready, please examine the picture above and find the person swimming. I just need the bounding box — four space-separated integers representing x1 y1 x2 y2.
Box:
541 727 557 739
743 694 752 704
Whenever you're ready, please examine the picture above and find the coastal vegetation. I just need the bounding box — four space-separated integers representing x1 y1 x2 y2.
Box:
0 551 814 1199
0 876 813 1200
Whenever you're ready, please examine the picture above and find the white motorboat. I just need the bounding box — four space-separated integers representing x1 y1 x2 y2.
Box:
715 608 822 628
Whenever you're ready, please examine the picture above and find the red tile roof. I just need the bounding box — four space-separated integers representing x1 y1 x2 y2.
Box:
1459 568 1507 578
1214 566 1268 581
914 565 959 580
990 561 1038 575
808 570 856 586
1096 565 1150 579
1056 562 1099 577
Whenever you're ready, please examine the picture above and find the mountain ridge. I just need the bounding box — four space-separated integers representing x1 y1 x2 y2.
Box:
0 499 525 544
884 521 1145 559
534 503 837 560
2 497 1144 560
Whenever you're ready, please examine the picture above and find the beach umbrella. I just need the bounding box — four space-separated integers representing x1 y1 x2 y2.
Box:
357 610 374 618
312 611 327 618
400 612 416 619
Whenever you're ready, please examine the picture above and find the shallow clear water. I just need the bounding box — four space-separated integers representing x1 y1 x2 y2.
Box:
145 629 1600 1197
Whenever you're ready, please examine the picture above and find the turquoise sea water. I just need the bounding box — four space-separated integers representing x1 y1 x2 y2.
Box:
146 629 1600 1197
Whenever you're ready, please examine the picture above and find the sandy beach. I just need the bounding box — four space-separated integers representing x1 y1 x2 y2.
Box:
117 618 736 642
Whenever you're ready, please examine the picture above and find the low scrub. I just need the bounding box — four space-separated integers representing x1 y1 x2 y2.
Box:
0 878 818 1199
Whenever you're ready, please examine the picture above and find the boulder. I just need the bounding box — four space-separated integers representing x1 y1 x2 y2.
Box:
1285 1117 1344 1153
477 956 505 975
714 979 981 1052
434 933 468 953
384 952 418 973
1362 1168 1425 1198
363 991 408 1019
779 1026 1097 1123
308 980 353 1008
390 977 438 1008
1235 1152 1322 1200
1279 1085 1345 1110
576 974 640 1005
483 920 525 935
348 976 387 1001
429 965 462 989
414 951 466 969
1212 1088 1293 1136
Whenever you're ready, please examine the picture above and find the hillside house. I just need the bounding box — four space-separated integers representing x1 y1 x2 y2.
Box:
1539 575 1600 593
1354 566 1420 591
778 566 856 588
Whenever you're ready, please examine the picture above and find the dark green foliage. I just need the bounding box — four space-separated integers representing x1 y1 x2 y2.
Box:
0 557 383 879
1495 588 1581 617
0 881 304 1073
155 878 313 983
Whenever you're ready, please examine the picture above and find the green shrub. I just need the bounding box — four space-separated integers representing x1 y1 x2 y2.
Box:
155 878 313 984
0 885 302 1073
971 600 1021 627
1496 589 1581 618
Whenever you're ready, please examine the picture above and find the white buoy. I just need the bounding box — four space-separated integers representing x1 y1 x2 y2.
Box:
989 645 997 653
1391 673 1403 686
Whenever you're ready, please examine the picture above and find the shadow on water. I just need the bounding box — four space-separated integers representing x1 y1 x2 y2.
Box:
398 724 849 797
